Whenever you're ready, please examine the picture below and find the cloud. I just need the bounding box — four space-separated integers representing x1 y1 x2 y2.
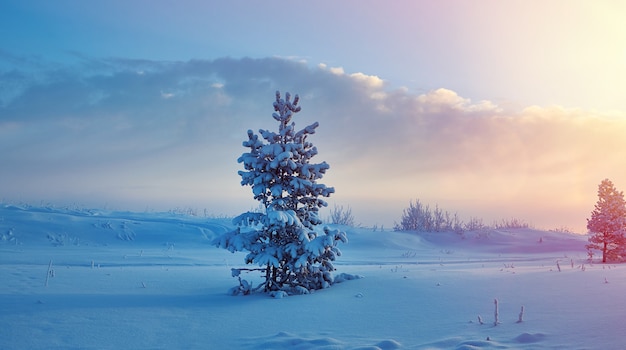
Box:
328 66 345 75
1 54 625 230
416 88 501 113
318 63 385 90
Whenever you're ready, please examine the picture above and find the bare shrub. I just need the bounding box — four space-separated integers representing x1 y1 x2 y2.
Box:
329 204 355 226
493 218 532 229
395 200 461 232
549 226 573 234
464 216 487 231
395 200 534 234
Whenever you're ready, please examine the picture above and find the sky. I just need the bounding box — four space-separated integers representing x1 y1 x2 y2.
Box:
2 0 626 232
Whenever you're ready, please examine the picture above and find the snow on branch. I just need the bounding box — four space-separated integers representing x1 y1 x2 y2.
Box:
212 90 348 296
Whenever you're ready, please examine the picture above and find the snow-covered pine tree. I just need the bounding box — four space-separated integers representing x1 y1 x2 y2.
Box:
213 91 347 295
586 178 626 263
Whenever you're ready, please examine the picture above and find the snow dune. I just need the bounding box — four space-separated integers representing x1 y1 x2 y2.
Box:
1 204 623 349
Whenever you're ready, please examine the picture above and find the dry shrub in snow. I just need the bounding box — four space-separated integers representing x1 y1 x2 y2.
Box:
394 199 462 233
328 204 355 226
394 199 538 234
493 218 531 229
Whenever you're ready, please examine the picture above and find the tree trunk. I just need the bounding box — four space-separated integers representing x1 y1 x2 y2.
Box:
264 264 271 291
271 266 278 290
602 241 607 263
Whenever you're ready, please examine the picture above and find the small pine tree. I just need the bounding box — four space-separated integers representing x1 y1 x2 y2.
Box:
586 179 626 263
213 91 347 295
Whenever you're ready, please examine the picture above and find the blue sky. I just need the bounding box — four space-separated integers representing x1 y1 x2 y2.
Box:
2 0 626 231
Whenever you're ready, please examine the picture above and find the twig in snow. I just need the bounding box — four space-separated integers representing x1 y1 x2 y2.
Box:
494 298 499 326
45 260 54 287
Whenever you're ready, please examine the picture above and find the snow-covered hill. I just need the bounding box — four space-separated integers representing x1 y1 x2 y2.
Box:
2 204 622 349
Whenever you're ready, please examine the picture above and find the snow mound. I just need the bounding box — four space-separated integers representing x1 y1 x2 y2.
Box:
411 228 585 254
333 272 364 283
245 332 402 350
454 340 498 350
246 332 344 349
424 334 547 350
513 332 546 344
373 339 402 349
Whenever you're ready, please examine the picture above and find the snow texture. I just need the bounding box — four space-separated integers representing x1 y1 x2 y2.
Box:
3 204 626 349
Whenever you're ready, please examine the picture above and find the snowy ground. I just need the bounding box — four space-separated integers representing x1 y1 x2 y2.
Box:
1 204 624 349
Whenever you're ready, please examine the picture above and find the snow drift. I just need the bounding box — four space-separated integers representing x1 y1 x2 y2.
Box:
2 204 624 349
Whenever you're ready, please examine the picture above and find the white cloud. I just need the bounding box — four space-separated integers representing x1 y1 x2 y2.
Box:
349 72 384 89
416 88 501 113
274 55 309 65
418 88 463 104
2 55 625 231
318 64 384 89
329 66 345 75
160 91 175 99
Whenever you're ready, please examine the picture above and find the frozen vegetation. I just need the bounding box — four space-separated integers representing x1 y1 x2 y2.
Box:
1 203 625 349
213 91 346 295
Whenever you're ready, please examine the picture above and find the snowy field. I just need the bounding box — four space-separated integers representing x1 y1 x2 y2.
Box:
1 204 624 349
